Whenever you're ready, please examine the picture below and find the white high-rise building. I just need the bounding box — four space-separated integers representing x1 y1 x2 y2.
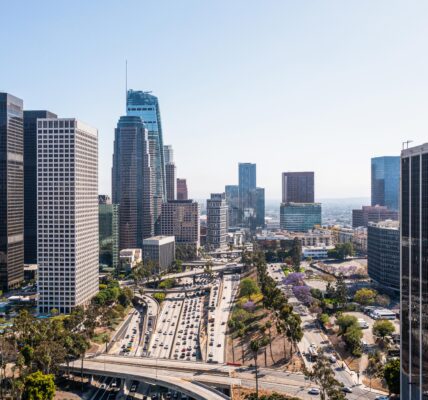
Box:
206 193 228 250
164 145 174 164
37 118 99 314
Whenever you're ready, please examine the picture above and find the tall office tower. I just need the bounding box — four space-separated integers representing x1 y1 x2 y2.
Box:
256 187 265 228
112 116 153 249
23 110 58 264
400 143 428 399
160 200 200 254
164 144 174 164
282 171 314 203
280 203 321 232
206 193 228 250
165 162 176 201
352 205 398 228
177 178 188 200
0 93 24 291
371 156 400 211
37 118 99 314
238 163 258 229
367 220 399 295
225 185 240 228
98 195 119 270
127 90 166 202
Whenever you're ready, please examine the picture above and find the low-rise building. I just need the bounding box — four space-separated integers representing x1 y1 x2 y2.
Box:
143 236 175 273
119 248 142 273
302 245 335 259
352 205 398 228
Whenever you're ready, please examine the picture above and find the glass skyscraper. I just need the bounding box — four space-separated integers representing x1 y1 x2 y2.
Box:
112 116 153 249
238 163 257 227
371 156 400 211
400 143 428 400
127 90 166 203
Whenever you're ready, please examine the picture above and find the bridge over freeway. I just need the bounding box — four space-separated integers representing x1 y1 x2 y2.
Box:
67 355 236 400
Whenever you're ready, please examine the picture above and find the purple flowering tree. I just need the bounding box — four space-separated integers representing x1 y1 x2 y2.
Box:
242 300 256 313
292 285 313 304
283 272 305 286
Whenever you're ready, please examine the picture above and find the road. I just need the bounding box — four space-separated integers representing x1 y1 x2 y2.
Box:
266 263 357 389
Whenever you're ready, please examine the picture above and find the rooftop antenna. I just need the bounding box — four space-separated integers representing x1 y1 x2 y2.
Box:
402 140 413 150
125 60 128 112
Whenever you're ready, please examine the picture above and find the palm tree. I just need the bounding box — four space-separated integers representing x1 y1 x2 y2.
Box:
250 339 260 399
264 321 275 363
237 329 245 363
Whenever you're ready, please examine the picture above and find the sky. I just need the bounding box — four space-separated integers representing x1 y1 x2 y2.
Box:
2 1 428 200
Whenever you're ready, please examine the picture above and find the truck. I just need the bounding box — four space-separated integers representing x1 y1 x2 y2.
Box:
308 345 318 360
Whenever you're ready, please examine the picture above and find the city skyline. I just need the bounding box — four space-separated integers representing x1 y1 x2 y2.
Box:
2 1 428 200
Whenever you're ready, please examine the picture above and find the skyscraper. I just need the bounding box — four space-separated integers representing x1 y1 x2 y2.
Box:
282 172 314 203
280 203 321 232
165 162 176 201
37 118 99 314
206 193 228 250
371 156 400 211
225 185 240 228
126 90 166 202
23 110 57 264
112 116 153 249
239 163 256 213
177 178 188 200
256 187 265 228
400 143 428 399
164 144 174 164
0 93 24 291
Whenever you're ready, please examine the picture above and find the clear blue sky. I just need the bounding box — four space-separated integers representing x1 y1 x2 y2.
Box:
2 1 428 200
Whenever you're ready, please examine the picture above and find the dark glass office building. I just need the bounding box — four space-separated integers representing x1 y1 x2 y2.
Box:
367 220 399 295
112 116 153 249
256 187 265 228
225 184 240 228
400 143 428 400
0 93 24 291
282 171 314 203
23 110 57 264
371 156 400 211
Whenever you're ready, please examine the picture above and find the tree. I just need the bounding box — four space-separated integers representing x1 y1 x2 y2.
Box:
343 324 363 356
319 313 329 327
239 278 260 298
354 288 377 305
23 371 55 400
305 351 346 400
334 274 348 306
372 319 395 343
152 292 166 303
383 358 400 395
283 272 305 286
336 315 358 335
250 340 260 398
290 238 302 272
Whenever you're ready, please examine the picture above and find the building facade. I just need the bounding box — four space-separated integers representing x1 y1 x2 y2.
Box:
176 178 188 200
371 156 400 211
160 200 200 252
238 163 256 224
282 171 314 203
0 93 24 291
400 143 428 399
352 205 398 228
126 90 166 202
37 118 99 314
225 184 240 228
256 187 265 228
165 162 176 201
164 144 174 164
280 203 322 232
143 236 175 273
367 220 399 295
23 110 57 264
206 193 228 250
112 116 153 249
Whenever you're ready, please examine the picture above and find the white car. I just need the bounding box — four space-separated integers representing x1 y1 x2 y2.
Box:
308 388 320 395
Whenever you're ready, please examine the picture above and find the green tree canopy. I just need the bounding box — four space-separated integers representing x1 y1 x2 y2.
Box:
372 319 395 340
383 358 400 394
239 278 260 298
353 288 378 305
23 371 55 400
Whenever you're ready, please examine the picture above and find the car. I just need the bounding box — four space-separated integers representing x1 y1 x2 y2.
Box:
342 387 353 393
308 388 320 395
130 384 137 392
217 343 221 347
329 355 337 363
375 396 389 400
